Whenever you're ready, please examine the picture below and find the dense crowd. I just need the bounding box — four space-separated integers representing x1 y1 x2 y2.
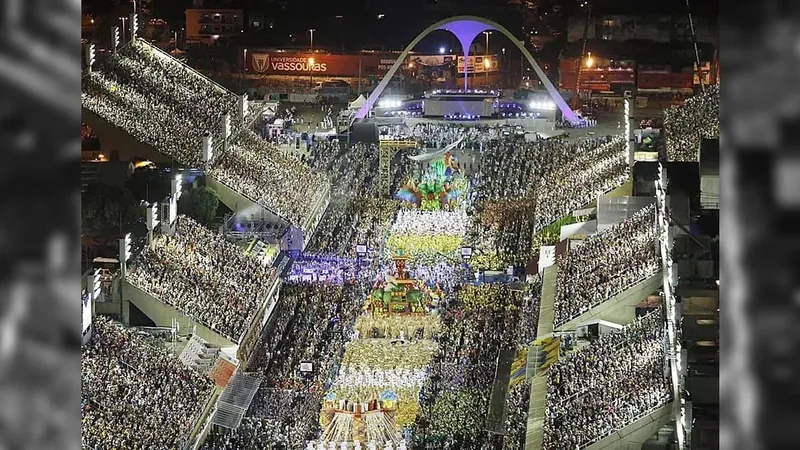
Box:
503 381 532 450
289 255 372 284
82 42 237 167
468 135 629 266
664 84 720 162
205 283 364 449
209 130 330 228
554 204 659 327
81 41 330 233
532 136 629 228
256 77 318 95
75 34 714 450
303 141 408 258
127 216 276 340
409 123 504 149
82 316 213 450
413 285 525 449
544 309 672 449
391 210 469 237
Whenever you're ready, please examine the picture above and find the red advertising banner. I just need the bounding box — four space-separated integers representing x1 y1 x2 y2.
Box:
248 52 399 77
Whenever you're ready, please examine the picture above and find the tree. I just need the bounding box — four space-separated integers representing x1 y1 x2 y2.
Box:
81 185 143 239
179 186 220 225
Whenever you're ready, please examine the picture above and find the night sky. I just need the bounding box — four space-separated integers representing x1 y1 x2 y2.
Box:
83 0 718 53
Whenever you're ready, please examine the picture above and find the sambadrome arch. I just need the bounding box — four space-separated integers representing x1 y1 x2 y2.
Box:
355 15 578 123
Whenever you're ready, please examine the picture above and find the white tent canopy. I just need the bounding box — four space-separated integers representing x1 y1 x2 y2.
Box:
348 94 367 110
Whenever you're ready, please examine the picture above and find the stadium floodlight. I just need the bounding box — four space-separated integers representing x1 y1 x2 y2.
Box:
91 268 103 302
169 196 178 225
172 173 183 200
120 233 132 263
130 13 138 39
146 202 160 231
240 94 248 120
222 114 231 138
85 43 96 71
585 52 594 68
439 47 445 54
203 134 213 162
112 26 120 53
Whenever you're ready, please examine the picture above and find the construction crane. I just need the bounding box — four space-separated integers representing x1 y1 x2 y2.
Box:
684 0 706 92
572 3 593 111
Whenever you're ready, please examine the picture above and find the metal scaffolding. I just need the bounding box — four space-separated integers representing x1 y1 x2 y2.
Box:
379 145 396 197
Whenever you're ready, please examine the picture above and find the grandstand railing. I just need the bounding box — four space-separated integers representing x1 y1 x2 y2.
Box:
185 388 221 450
236 268 282 364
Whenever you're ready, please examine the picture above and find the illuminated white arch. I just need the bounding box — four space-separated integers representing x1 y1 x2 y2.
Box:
355 15 577 122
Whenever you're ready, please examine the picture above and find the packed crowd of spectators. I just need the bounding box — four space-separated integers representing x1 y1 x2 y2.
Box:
127 216 276 340
289 255 372 284
77 37 705 450
503 381 532 450
303 141 406 258
82 41 237 167
554 204 659 327
307 141 380 198
543 309 672 449
413 285 525 448
82 316 213 450
532 136 628 228
254 77 318 95
209 130 330 229
664 84 720 162
518 278 543 346
468 135 628 267
82 41 330 233
205 283 363 449
391 210 469 237
409 123 504 149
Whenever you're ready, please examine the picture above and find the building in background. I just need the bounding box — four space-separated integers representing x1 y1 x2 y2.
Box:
185 8 244 45
559 11 717 101
566 14 716 44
